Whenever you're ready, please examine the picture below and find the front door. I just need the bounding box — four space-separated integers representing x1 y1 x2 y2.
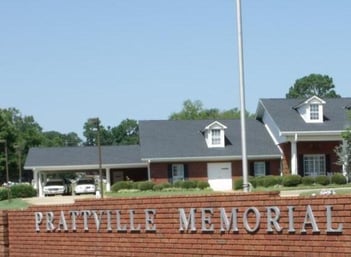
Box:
207 163 232 191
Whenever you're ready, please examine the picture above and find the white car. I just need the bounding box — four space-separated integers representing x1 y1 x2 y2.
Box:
43 179 68 196
74 178 96 195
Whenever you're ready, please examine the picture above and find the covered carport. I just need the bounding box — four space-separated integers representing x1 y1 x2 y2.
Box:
24 145 148 197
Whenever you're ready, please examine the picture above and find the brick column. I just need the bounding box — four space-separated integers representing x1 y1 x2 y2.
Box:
0 211 9 257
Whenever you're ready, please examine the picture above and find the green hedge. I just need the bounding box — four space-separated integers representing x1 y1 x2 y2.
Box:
315 175 330 186
0 184 37 200
331 173 347 185
282 175 302 187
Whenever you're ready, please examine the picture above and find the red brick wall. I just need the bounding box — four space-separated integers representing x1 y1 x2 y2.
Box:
5 193 351 257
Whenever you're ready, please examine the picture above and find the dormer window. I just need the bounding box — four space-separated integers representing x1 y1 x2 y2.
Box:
294 96 325 123
211 129 221 145
204 121 227 148
310 104 319 120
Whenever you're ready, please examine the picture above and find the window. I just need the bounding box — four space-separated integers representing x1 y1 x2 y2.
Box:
204 121 227 148
211 129 221 145
310 104 319 120
172 164 184 182
254 162 266 177
303 154 325 176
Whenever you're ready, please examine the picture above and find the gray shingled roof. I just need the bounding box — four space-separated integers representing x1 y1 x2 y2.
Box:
139 119 280 160
24 145 142 169
257 97 351 132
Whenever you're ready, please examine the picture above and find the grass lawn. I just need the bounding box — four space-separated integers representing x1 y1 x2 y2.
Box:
0 198 30 210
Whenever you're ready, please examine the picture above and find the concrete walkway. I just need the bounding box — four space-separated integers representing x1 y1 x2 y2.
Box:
23 194 97 206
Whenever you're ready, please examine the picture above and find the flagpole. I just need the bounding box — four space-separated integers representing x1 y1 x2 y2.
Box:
236 0 249 192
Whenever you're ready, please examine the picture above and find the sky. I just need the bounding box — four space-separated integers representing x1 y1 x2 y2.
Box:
1 0 350 138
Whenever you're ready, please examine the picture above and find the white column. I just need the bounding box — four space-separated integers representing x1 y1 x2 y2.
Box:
33 169 38 190
291 140 298 175
38 171 44 197
147 160 151 181
106 168 111 192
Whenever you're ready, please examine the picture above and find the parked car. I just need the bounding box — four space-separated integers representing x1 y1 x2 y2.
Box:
74 178 96 195
43 179 70 196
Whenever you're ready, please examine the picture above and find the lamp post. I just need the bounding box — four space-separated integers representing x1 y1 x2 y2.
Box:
88 118 104 198
0 140 10 201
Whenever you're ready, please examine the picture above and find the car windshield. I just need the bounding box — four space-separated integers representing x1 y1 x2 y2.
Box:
77 179 94 185
45 180 64 186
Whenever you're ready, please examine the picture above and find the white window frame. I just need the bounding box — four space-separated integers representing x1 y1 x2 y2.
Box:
310 104 319 121
172 164 184 182
254 162 266 177
211 129 221 146
303 154 326 177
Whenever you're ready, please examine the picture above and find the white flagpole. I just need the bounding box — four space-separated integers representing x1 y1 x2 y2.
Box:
236 0 249 192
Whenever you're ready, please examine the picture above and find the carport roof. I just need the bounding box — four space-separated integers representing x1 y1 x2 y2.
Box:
24 145 144 170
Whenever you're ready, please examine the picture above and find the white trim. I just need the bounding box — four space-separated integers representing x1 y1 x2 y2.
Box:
142 154 281 163
24 162 147 172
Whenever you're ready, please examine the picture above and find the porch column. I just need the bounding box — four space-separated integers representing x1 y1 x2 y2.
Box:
147 160 151 181
291 140 298 175
106 168 111 192
38 171 44 197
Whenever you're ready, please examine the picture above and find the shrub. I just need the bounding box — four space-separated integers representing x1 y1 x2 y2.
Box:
282 175 301 187
10 184 36 198
262 176 279 187
315 175 330 186
111 181 133 192
234 178 243 190
153 183 171 191
301 176 315 185
331 173 347 185
137 181 155 191
196 181 210 189
173 180 184 188
0 188 8 201
254 176 266 187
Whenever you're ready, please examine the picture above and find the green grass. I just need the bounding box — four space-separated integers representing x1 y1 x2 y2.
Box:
0 198 30 210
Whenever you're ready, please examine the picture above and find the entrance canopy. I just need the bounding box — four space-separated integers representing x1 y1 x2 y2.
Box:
24 145 147 197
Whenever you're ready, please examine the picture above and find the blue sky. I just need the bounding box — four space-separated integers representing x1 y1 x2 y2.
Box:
1 0 350 138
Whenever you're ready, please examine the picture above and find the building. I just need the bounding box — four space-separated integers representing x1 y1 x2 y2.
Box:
24 96 351 196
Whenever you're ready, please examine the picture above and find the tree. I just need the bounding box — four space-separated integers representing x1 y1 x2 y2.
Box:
0 108 44 182
41 131 82 147
169 99 251 120
111 119 139 145
286 74 340 99
83 119 139 146
335 128 351 180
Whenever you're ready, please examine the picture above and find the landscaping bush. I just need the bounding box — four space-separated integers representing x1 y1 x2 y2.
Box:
10 184 36 198
0 188 8 201
196 181 210 189
331 173 347 185
111 181 133 192
315 175 330 186
153 183 171 191
173 180 184 188
234 178 243 190
282 175 301 187
262 176 280 187
137 181 155 191
301 176 315 185
254 176 266 187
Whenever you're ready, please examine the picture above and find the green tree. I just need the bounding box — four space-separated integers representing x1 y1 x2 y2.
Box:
41 131 82 147
83 119 139 146
0 108 44 182
286 74 340 99
111 119 139 145
169 99 251 120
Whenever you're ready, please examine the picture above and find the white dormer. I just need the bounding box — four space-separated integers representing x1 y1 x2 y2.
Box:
294 96 326 123
204 121 227 148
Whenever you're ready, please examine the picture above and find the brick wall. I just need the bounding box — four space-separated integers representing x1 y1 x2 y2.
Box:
5 193 351 257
